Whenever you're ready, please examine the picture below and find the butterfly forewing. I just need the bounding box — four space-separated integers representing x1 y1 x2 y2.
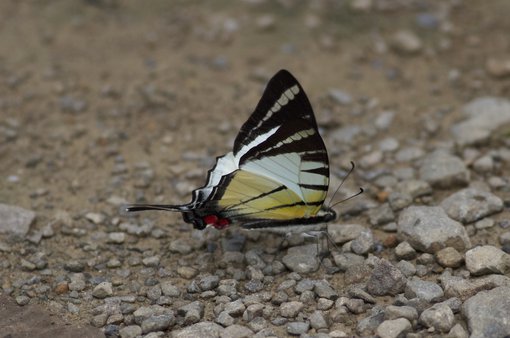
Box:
207 71 330 225
233 70 319 155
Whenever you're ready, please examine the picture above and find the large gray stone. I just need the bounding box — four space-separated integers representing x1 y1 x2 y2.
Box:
134 305 171 325
351 230 374 255
441 188 503 224
279 301 304 318
286 321 310 335
404 278 444 303
92 282 113 299
332 252 365 271
282 244 319 273
395 179 431 198
384 305 418 321
419 151 469 188
309 310 328 330
398 206 471 253
465 245 510 276
463 286 510 338
367 259 407 296
452 97 510 146
141 313 175 334
221 325 254 338
119 325 142 338
376 318 412 338
440 273 510 301
172 322 224 338
0 203 35 237
178 301 204 325
357 306 385 335
419 303 455 333
327 223 365 244
313 280 338 300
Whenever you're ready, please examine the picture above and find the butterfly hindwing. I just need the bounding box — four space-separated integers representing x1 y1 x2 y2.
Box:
216 170 313 220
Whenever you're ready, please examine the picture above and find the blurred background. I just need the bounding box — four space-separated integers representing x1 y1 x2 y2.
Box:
2 1 510 335
2 0 510 215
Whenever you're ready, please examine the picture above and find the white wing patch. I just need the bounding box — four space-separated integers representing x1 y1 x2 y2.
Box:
300 161 324 171
235 126 280 162
239 127 327 201
241 153 328 201
242 153 302 198
199 126 280 201
299 171 327 185
197 152 237 201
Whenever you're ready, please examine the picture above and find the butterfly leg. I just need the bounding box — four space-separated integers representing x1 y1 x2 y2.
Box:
322 230 340 254
303 230 341 273
302 231 328 259
277 232 293 252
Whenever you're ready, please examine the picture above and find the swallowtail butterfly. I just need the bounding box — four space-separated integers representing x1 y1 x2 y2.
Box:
125 70 337 233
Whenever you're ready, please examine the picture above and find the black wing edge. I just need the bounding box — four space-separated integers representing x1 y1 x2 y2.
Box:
233 69 319 155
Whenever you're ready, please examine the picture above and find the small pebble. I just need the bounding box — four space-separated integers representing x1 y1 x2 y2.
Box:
391 30 423 55
395 242 416 260
119 325 142 338
280 301 304 318
419 303 455 333
15 295 30 306
465 245 510 276
108 232 126 244
92 282 113 299
436 247 464 268
286 321 309 335
376 318 412 338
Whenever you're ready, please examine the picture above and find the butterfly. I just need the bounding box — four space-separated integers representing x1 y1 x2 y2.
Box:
124 70 339 233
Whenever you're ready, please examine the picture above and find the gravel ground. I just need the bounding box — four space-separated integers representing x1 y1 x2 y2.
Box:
1 1 510 337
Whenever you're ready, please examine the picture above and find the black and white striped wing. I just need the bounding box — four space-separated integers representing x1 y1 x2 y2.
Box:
213 70 330 221
124 70 332 230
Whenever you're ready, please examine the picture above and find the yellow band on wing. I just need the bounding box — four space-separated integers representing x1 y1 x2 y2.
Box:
218 170 324 220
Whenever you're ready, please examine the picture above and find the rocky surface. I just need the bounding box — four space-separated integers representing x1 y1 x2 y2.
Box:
0 295 103 337
1 1 510 337
463 287 510 338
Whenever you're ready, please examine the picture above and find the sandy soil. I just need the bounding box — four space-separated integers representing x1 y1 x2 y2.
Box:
1 0 510 336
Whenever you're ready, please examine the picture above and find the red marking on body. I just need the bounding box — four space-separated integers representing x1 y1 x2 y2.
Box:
213 217 230 230
203 215 218 225
203 215 230 229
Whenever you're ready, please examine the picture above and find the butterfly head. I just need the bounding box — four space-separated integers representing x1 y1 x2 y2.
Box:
317 206 336 223
182 211 232 230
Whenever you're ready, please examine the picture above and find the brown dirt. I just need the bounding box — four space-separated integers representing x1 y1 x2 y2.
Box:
1 0 510 336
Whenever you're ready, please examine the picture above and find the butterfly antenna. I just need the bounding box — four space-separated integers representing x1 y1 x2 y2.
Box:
330 187 364 209
327 161 356 208
121 204 189 215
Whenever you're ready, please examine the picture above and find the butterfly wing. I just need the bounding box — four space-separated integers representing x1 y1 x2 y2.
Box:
195 70 331 228
233 70 320 155
125 70 332 230
215 169 325 220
